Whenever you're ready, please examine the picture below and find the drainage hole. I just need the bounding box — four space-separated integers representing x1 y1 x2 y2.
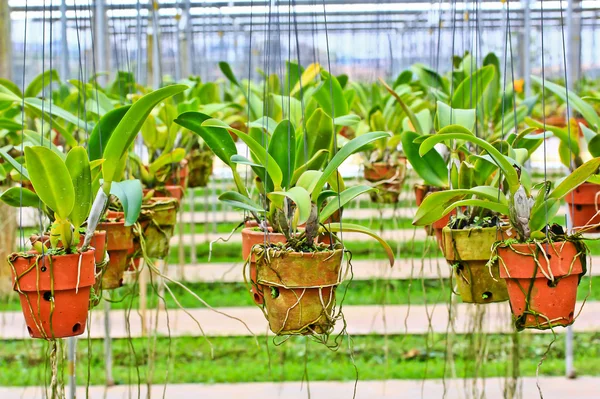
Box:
270 287 279 299
40 266 47 272
43 291 52 301
547 280 558 288
481 291 493 301
576 205 583 211
72 323 81 333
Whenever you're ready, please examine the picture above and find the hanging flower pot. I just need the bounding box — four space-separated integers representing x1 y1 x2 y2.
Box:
442 226 509 304
8 249 96 339
497 240 586 330
135 197 179 259
167 161 189 188
565 182 600 232
186 149 214 188
254 246 344 335
364 159 407 203
241 227 286 305
144 186 185 202
97 212 134 290
414 184 455 247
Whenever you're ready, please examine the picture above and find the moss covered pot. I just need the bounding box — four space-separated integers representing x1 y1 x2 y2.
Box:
135 197 179 259
442 226 509 304
364 159 407 204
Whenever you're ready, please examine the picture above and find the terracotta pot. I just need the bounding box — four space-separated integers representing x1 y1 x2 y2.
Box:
364 159 407 204
167 161 189 187
535 116 588 133
414 184 456 245
256 248 344 335
9 250 96 338
29 231 107 265
187 150 214 188
565 182 600 232
498 241 584 330
241 227 286 305
442 227 509 304
135 197 179 259
144 186 185 202
97 212 134 290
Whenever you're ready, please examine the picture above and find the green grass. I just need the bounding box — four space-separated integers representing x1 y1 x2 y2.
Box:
1 333 599 386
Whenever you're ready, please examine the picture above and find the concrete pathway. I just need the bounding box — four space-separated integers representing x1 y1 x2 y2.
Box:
0 377 597 399
0 300 597 339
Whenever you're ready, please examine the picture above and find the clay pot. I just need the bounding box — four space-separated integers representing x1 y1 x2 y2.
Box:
255 248 344 335
167 161 189 187
364 159 407 204
9 249 96 338
29 231 107 265
498 241 584 330
414 184 456 246
241 227 286 305
442 227 509 304
135 197 179 259
144 186 185 202
97 212 134 290
565 183 600 232
187 149 214 188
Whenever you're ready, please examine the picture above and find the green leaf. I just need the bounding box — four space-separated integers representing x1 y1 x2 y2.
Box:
248 117 278 136
401 131 447 187
0 187 39 207
529 198 560 233
0 117 22 131
525 116 579 157
290 149 329 185
0 147 29 180
269 187 312 226
588 135 600 158
148 148 186 175
319 185 375 223
25 69 60 98
531 76 600 129
411 64 447 93
0 79 23 98
88 105 132 161
219 191 265 213
314 72 348 117
102 84 188 189
451 65 495 109
65 147 92 229
201 118 284 190
219 62 241 88
24 146 74 220
311 131 391 201
324 222 395 267
548 158 600 200
268 120 296 189
334 115 361 126
379 79 423 134
23 130 66 160
442 199 509 218
109 179 143 226
296 170 324 194
295 108 333 170
436 101 476 130
24 97 93 132
420 132 520 195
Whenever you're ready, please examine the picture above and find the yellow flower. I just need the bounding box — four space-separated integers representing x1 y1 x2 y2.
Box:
514 79 524 94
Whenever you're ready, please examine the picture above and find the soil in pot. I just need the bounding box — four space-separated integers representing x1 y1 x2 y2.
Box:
8 249 96 338
242 227 286 305
97 212 134 290
565 182 600 232
255 246 344 335
135 197 179 259
442 226 509 304
497 240 585 330
364 159 407 204
187 149 214 188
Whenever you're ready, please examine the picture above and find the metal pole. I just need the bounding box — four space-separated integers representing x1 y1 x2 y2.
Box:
67 337 77 399
94 0 109 83
60 0 69 79
136 0 143 83
567 0 582 88
184 0 193 76
522 0 531 97
151 0 162 88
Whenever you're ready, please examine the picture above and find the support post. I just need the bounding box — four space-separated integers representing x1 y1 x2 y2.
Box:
0 0 11 80
183 0 193 77
94 0 109 84
566 0 582 88
136 0 143 83
60 0 69 79
104 292 114 386
150 0 162 88
67 337 76 399
521 0 531 97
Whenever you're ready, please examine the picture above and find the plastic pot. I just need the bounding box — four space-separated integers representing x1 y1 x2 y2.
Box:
498 241 585 330
9 250 96 339
255 248 344 335
565 182 600 232
442 227 509 304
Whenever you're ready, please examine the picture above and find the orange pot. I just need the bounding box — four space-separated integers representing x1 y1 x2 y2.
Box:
241 227 286 305
415 184 455 249
29 231 107 264
565 183 600 232
97 213 134 289
364 160 407 204
167 161 189 187
144 185 185 202
498 241 584 330
9 250 96 339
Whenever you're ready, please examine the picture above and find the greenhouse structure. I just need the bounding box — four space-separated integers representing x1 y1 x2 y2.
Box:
1 0 600 398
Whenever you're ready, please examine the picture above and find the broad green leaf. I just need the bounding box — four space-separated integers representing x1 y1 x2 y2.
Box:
24 97 93 132
420 132 520 195
23 130 66 160
296 170 323 194
525 116 579 156
436 101 476 130
219 62 241 88
295 108 333 169
219 191 265 213
268 120 296 189
319 185 375 223
334 115 361 126
175 111 238 167
588 135 600 158
24 146 74 219
290 149 329 185
442 199 509 218
311 131 391 201
25 70 60 98
102 84 187 188
531 76 600 129
548 158 600 200
148 148 186 174
411 64 447 93
401 131 447 187
271 94 303 127
0 79 23 98
88 105 132 161
248 117 278 135
109 179 143 226
0 147 29 180
290 63 321 97
324 222 394 267
0 187 39 207
65 147 92 229
284 61 304 95
451 65 495 109
529 198 560 233
314 71 348 117
379 78 423 134
269 187 311 225
0 117 22 131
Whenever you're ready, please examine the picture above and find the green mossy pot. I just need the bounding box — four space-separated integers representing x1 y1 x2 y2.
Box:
364 159 407 204
442 226 509 304
255 248 344 335
136 197 179 259
187 149 214 188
